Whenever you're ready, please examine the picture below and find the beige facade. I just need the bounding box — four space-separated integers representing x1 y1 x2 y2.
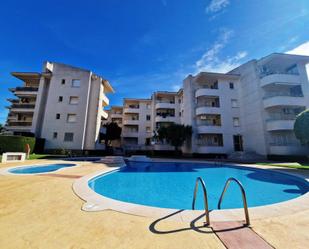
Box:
5 62 114 151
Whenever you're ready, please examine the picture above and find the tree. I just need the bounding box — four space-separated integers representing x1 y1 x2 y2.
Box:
294 109 309 145
101 122 122 148
156 123 192 152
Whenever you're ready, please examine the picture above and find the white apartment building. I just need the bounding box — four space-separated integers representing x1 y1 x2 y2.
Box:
230 53 309 156
121 98 152 149
110 53 309 157
6 61 114 151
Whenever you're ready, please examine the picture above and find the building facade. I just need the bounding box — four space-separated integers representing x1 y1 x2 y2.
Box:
108 53 309 157
5 61 114 151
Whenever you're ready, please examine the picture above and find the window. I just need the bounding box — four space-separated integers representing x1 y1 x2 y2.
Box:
56 113 60 119
53 132 58 139
146 104 151 109
72 79 80 87
146 126 151 132
146 115 151 121
61 79 65 85
58 96 63 102
233 117 240 127
64 132 74 142
179 112 181 117
229 82 234 89
231 99 238 108
69 96 79 105
67 114 77 123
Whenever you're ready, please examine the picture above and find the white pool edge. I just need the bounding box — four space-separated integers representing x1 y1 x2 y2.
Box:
72 160 309 223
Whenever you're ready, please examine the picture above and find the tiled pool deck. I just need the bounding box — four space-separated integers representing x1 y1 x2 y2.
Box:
1 159 309 248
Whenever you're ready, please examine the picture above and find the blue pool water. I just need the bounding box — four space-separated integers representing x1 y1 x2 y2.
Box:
89 161 309 210
9 163 76 174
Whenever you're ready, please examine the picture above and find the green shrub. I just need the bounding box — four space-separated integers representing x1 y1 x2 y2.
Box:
0 136 36 153
294 109 309 145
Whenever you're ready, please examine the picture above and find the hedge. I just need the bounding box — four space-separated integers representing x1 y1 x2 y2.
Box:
0 136 36 154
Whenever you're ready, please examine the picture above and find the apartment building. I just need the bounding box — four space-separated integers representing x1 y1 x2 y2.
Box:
183 72 242 155
151 91 182 150
121 98 152 149
109 53 309 157
5 61 114 151
231 53 309 156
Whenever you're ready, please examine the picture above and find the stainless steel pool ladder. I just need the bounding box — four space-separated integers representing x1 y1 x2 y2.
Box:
192 177 210 226
217 177 250 226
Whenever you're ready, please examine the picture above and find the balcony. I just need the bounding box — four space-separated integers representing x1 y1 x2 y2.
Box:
122 130 139 137
101 93 109 106
111 113 123 119
123 119 139 125
9 104 35 113
260 74 301 87
266 120 295 131
7 121 32 127
123 107 139 113
101 109 108 119
155 102 175 109
5 121 32 131
196 106 221 115
195 88 219 98
263 95 305 108
155 115 177 123
197 125 222 134
9 86 38 96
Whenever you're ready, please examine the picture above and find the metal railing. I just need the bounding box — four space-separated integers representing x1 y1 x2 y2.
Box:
192 177 210 226
11 104 35 109
217 177 250 226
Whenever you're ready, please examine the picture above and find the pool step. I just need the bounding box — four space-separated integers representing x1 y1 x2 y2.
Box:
212 221 273 249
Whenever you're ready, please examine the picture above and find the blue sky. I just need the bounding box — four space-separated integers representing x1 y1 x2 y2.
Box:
0 0 309 124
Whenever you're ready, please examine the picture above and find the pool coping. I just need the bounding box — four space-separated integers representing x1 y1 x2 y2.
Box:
72 160 309 223
0 161 82 176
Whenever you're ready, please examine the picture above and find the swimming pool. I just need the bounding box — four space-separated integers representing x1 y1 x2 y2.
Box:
88 161 309 210
9 163 76 174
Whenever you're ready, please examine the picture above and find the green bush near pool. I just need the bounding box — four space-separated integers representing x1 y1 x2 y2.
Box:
0 136 36 154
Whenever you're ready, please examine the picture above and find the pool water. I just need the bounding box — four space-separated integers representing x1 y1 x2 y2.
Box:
89 161 309 210
9 163 76 174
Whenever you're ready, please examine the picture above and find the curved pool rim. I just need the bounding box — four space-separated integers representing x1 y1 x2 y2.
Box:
73 161 309 222
1 162 79 175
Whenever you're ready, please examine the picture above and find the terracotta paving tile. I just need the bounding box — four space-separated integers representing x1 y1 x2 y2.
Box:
212 221 274 249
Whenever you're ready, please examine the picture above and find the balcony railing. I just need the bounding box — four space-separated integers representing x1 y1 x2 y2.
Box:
11 104 35 109
10 87 39 92
263 92 303 99
156 100 175 104
197 102 220 108
7 121 32 127
259 71 299 79
197 120 221 126
267 113 297 121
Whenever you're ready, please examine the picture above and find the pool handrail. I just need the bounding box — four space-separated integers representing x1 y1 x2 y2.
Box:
217 177 250 226
192 177 210 226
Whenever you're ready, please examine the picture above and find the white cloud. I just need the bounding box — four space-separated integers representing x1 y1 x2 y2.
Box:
195 29 248 73
206 0 230 13
286 41 309 56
